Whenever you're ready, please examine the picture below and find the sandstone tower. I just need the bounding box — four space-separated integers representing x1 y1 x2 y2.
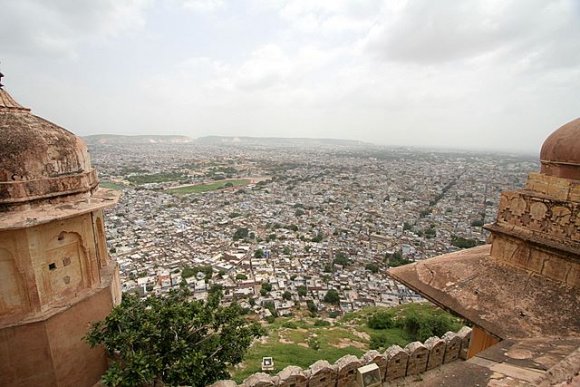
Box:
389 119 580 382
0 75 121 386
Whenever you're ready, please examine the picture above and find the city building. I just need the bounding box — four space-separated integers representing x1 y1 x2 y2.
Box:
0 74 121 386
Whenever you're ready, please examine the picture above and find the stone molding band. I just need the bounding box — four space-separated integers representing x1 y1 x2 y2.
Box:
0 168 98 204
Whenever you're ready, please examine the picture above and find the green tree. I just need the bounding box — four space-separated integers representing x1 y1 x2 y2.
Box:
323 289 340 305
400 309 460 341
233 227 249 241
368 310 395 329
181 265 213 281
282 291 292 301
365 263 379 273
235 273 248 280
306 300 318 314
470 219 484 227
262 282 272 292
311 233 324 243
254 249 264 258
333 252 350 266
84 286 262 387
297 285 307 297
181 266 196 279
451 235 482 249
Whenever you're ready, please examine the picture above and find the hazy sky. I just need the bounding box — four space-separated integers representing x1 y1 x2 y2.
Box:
1 0 579 153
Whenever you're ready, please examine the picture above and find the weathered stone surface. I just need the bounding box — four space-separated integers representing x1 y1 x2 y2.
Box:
209 380 238 387
384 344 409 381
0 88 121 387
277 365 308 387
424 336 446 370
443 331 462 364
0 89 97 206
388 244 580 340
457 326 473 360
361 350 387 381
495 190 579 254
335 355 361 387
243 372 276 387
405 341 429 375
308 360 336 387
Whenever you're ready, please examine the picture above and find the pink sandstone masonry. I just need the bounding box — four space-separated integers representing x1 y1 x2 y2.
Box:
210 327 472 387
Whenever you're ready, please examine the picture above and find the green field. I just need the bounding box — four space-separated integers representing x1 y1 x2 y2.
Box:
167 179 250 194
127 172 186 185
99 181 125 191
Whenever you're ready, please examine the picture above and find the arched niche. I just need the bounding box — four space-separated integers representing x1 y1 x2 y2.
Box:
45 231 90 302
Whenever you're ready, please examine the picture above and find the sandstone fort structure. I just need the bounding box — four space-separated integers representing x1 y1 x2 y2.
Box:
0 74 121 386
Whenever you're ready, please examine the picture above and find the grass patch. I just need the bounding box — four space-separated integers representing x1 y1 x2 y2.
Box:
167 179 250 195
127 172 186 185
99 181 125 190
232 335 364 383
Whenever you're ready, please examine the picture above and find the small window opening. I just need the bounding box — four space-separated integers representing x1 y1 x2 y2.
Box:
58 232 65 241
48 263 57 271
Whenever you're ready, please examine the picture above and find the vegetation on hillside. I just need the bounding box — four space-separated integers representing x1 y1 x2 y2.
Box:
85 286 263 387
451 235 484 249
231 303 463 383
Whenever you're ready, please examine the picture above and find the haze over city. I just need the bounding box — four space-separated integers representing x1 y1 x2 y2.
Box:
1 0 579 153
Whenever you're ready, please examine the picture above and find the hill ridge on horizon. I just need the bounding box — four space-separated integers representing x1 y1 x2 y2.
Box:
84 134 368 146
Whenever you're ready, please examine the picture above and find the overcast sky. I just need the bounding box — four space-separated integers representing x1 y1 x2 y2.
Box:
1 0 579 153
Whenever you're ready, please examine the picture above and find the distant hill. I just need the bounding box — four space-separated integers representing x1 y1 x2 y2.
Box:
196 136 368 147
84 134 193 144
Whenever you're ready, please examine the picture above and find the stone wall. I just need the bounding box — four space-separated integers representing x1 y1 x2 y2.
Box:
211 327 472 387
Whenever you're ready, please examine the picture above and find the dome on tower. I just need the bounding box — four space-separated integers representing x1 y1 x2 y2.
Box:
540 118 580 180
0 88 98 205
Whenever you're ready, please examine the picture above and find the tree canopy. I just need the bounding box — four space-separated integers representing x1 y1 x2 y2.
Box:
333 252 350 266
181 265 213 281
85 286 263 387
233 227 249 241
323 289 340 305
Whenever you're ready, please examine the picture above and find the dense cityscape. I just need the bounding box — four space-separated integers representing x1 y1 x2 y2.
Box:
91 138 537 319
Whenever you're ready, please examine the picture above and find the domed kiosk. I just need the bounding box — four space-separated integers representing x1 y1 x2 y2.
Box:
540 118 580 180
389 119 579 384
0 75 121 386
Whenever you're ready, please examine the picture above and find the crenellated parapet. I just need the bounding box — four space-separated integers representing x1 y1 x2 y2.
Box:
210 327 473 387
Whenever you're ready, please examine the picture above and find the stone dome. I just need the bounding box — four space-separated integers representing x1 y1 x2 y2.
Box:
0 88 98 205
540 118 580 180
